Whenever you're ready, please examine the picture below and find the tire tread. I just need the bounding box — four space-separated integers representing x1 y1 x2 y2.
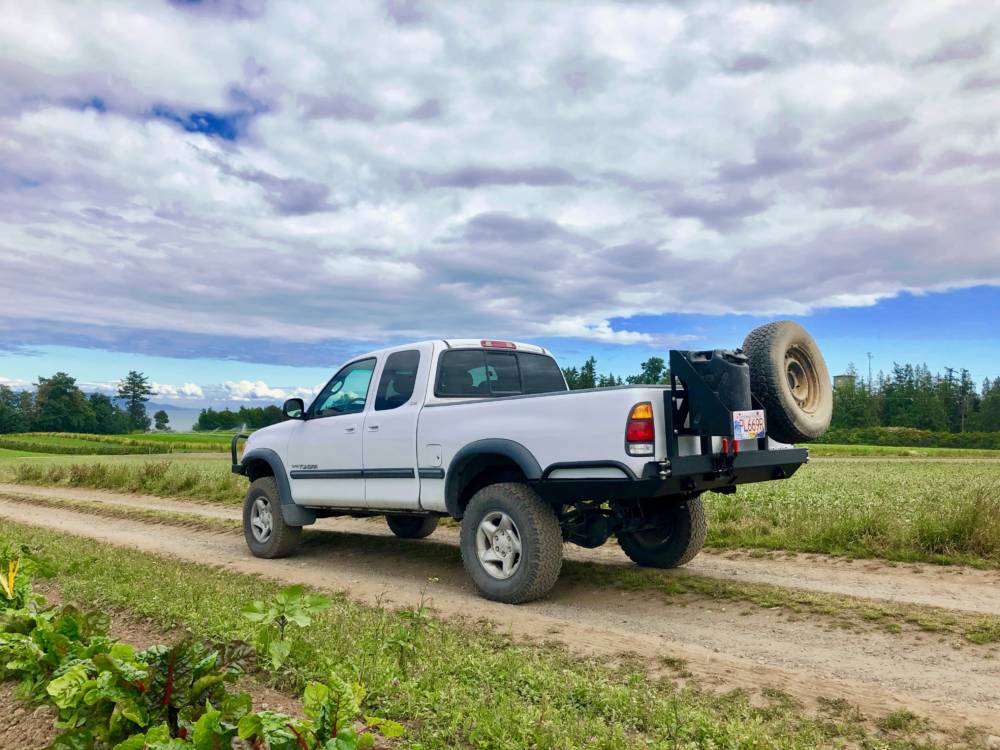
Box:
460 482 562 604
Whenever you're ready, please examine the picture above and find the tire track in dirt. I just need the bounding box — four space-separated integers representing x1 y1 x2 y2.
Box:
4 483 1000 616
1 494 999 734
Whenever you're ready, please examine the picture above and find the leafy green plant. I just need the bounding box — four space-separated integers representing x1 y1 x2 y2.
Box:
242 585 331 670
45 636 256 747
0 554 402 750
0 541 52 610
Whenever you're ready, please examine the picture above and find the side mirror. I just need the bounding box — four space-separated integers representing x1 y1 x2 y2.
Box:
282 397 305 419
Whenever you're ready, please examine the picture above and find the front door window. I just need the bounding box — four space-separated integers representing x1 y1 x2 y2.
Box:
310 358 376 418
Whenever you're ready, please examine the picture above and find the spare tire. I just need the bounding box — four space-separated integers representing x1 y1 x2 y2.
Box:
742 321 832 443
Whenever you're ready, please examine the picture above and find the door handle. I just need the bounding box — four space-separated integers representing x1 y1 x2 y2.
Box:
367 424 380 432
344 426 357 434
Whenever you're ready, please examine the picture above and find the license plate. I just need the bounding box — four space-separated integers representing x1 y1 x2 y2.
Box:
733 409 766 441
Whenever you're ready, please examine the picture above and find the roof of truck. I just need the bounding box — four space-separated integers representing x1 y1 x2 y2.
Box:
441 339 549 355
347 339 552 364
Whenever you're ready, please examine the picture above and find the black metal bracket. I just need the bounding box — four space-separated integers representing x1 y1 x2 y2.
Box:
230 433 249 474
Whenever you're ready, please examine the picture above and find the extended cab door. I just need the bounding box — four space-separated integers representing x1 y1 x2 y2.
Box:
362 345 430 510
285 357 377 507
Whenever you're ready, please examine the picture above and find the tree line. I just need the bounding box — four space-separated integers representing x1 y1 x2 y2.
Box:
192 406 284 431
561 356 1000 433
0 371 162 434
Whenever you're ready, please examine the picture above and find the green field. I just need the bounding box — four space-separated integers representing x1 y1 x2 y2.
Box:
807 443 1000 459
0 431 230 454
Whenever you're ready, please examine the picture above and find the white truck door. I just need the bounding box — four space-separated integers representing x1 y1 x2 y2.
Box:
362 345 429 510
285 357 377 506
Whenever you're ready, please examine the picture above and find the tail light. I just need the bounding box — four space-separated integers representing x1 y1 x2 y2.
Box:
626 402 655 456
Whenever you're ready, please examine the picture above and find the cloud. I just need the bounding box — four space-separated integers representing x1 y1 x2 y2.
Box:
300 93 378 121
419 166 578 189
221 380 318 402
0 1 998 368
152 382 205 399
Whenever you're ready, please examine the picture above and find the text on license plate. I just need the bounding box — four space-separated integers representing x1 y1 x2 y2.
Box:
733 409 766 441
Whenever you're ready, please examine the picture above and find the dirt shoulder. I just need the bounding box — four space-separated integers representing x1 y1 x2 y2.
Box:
2 495 999 736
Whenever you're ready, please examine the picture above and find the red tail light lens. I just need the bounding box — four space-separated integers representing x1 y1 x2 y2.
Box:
626 402 655 456
626 420 655 442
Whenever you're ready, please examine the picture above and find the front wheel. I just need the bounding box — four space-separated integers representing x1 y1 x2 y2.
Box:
459 483 563 604
243 477 301 559
617 496 706 568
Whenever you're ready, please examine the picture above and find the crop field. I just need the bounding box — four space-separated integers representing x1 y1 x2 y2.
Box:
806 443 1000 458
2 444 999 747
0 431 230 455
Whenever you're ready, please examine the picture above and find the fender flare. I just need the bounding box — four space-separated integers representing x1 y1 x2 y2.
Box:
241 448 317 526
444 439 542 518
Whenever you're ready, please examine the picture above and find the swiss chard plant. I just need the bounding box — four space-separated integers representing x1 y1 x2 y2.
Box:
0 549 405 750
242 584 332 670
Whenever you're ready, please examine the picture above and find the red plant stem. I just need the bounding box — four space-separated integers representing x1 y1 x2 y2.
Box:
162 652 176 707
287 722 310 750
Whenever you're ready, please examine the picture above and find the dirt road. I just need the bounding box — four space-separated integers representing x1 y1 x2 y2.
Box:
5 483 999 615
2 485 999 734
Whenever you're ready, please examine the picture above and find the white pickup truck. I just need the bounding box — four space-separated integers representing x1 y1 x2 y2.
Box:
233 321 831 603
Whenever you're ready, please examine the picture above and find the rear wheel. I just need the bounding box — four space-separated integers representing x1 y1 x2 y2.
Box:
617 496 706 568
459 483 563 604
386 514 439 539
243 477 301 559
742 320 832 443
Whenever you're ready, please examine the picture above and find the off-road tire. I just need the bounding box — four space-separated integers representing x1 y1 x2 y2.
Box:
617 496 707 568
460 483 563 604
742 320 832 443
243 477 301 559
386 514 439 539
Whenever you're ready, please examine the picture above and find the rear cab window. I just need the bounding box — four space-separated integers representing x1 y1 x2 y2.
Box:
434 348 567 398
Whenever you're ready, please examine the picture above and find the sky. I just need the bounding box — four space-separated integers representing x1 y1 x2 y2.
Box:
1 0 999 412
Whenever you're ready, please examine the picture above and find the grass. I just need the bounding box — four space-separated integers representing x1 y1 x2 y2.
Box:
0 434 169 455
2 517 977 750
0 456 244 504
1 431 229 454
808 444 1000 459
707 460 1000 568
7 488 998 647
0 447 47 457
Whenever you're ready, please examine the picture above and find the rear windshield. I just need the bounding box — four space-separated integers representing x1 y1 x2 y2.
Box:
435 349 567 398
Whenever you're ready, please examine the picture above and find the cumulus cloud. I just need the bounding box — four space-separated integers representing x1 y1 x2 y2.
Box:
221 380 318 402
152 382 205 399
0 1 998 365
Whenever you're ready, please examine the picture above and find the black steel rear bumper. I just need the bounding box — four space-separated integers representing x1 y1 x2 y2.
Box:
534 448 807 503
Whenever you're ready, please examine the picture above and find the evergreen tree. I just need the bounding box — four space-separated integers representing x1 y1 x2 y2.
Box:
578 357 598 389
831 364 878 428
626 357 667 385
117 371 153 432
